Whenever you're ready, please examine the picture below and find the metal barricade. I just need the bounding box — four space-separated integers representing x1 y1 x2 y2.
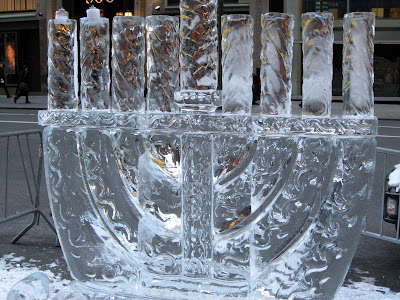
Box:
0 129 56 243
363 147 400 244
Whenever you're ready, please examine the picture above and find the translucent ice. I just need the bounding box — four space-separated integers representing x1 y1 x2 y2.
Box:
146 15 180 112
302 12 334 116
343 12 375 116
7 272 50 300
260 13 294 115
221 14 253 114
47 9 78 110
112 16 145 112
80 7 110 110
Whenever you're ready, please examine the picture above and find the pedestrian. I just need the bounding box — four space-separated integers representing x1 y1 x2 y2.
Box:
0 63 11 98
14 64 31 104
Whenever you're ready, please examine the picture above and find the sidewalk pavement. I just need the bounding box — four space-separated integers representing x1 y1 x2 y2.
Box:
0 94 399 120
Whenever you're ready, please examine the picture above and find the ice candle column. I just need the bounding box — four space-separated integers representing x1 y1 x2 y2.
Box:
112 16 145 112
179 0 218 90
80 6 110 110
174 0 221 112
260 13 294 115
302 12 334 116
146 15 179 112
343 12 375 116
221 14 253 114
47 8 78 110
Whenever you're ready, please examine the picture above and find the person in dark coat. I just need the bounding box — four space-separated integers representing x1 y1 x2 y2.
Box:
0 63 11 98
14 65 31 103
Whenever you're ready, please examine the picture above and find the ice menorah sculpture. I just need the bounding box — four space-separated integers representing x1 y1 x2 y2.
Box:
38 4 376 299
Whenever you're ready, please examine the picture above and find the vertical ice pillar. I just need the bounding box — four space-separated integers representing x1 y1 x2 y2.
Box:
221 14 253 114
47 8 78 110
80 6 110 110
302 12 334 116
343 12 375 116
112 16 145 112
175 0 220 112
146 15 179 112
260 13 294 115
179 0 218 90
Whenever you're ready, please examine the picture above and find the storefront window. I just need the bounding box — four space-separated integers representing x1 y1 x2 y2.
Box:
374 44 400 97
0 0 36 12
0 32 17 76
303 1 347 18
303 1 400 19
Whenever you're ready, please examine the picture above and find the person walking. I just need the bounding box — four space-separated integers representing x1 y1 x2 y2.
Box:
14 65 31 104
0 63 11 98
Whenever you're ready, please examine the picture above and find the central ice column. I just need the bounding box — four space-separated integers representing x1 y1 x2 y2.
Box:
175 0 221 112
302 12 333 116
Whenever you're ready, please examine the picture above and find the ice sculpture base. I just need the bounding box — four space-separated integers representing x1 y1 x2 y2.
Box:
174 90 221 113
39 110 377 299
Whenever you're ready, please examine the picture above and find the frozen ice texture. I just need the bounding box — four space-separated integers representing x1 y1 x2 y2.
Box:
43 5 378 299
112 16 145 112
41 111 377 299
7 272 50 300
260 13 294 115
146 15 179 112
302 12 334 116
174 89 221 112
80 15 110 110
221 14 253 114
47 15 78 110
179 0 218 90
343 12 375 117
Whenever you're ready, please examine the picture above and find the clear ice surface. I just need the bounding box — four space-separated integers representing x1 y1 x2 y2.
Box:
42 5 378 300
80 16 110 110
47 16 78 110
146 15 180 112
302 12 334 116
260 13 294 115
112 16 145 112
343 12 375 116
179 0 219 90
7 272 50 300
221 14 253 114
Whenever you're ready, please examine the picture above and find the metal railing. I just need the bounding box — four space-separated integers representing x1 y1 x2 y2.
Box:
362 147 400 244
0 129 56 244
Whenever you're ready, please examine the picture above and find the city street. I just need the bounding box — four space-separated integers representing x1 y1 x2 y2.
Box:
0 105 400 296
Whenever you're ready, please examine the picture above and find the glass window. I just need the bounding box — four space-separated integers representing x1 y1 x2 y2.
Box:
350 0 400 19
0 0 37 12
374 44 400 97
303 1 347 18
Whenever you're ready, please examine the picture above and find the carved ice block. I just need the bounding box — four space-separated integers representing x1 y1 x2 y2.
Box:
221 14 254 114
47 9 78 110
179 0 218 90
41 5 378 299
80 7 110 110
302 12 334 116
260 12 294 115
146 15 180 112
343 12 375 116
39 109 377 299
112 16 145 112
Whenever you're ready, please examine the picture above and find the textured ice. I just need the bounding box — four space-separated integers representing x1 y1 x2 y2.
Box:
221 14 253 114
112 16 145 112
146 15 179 112
343 12 375 116
260 13 294 115
41 6 379 299
80 13 110 110
7 272 50 300
302 12 334 116
179 0 218 90
47 11 78 110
